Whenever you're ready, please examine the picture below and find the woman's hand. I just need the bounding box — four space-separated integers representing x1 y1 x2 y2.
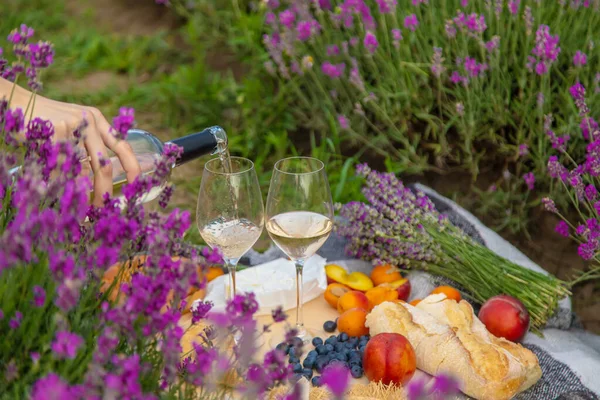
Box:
3 78 142 206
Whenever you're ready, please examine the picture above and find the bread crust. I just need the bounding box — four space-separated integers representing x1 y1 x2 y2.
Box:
366 296 542 400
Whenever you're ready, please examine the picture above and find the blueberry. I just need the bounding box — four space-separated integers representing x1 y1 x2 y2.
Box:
316 345 328 355
338 332 349 342
358 345 366 353
289 356 300 364
334 342 344 352
311 376 322 387
291 337 303 348
329 360 349 369
303 357 315 369
349 350 362 360
302 368 313 379
307 350 318 359
323 320 337 332
360 335 370 341
325 336 337 346
344 342 355 350
315 358 328 373
348 337 358 347
292 363 303 373
350 365 363 379
325 344 334 353
276 342 290 354
335 352 348 361
312 337 323 347
289 347 297 357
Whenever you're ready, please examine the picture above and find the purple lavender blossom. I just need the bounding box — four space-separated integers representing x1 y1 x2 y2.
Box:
31 374 74 400
51 330 84 359
376 0 397 13
431 47 446 78
518 144 529 156
265 12 276 25
485 36 501 52
271 306 287 323
542 197 558 213
570 82 590 116
523 172 535 190
391 28 403 48
508 0 520 14
585 184 598 201
279 10 296 29
363 32 379 54
461 0 469 6
456 102 465 116
445 21 457 38
321 364 350 398
32 285 46 307
573 50 588 67
9 311 22 329
321 61 345 78
555 221 570 237
527 25 560 75
404 14 419 31
578 241 596 260
412 0 429 5
581 117 599 140
112 107 134 140
191 300 213 324
338 114 350 130
463 56 488 77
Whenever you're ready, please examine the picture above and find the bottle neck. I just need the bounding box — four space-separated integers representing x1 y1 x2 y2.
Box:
167 126 228 166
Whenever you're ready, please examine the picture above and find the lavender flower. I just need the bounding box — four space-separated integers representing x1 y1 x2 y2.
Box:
363 32 379 54
321 364 350 398
581 117 599 140
508 0 520 14
112 107 134 140
445 21 457 38
376 0 397 14
524 6 534 35
431 47 446 78
573 50 588 67
191 300 213 324
51 331 84 359
337 114 350 130
271 306 287 323
279 10 296 29
321 62 345 78
456 102 465 116
9 311 22 329
537 92 545 109
31 374 75 400
570 82 590 116
523 172 535 190
527 25 560 75
485 36 500 52
391 28 403 48
404 14 419 31
32 285 45 307
518 144 529 156
542 197 558 213
555 221 570 237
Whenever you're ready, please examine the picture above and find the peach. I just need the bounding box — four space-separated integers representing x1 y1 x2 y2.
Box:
379 278 411 302
363 333 416 385
370 264 402 286
337 290 370 314
338 308 370 337
478 295 530 342
325 264 374 291
324 283 352 309
365 286 398 311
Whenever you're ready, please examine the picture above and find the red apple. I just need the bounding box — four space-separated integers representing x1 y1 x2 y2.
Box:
363 333 416 385
478 295 530 342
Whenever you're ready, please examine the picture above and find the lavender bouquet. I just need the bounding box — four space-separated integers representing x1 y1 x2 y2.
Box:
337 164 570 332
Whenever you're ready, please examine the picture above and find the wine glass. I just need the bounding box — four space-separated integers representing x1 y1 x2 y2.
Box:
197 156 264 302
265 157 334 340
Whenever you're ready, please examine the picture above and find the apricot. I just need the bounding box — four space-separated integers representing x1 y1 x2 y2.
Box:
379 278 411 302
431 286 462 302
409 299 422 306
370 264 402 286
206 266 225 283
325 264 374 291
337 291 370 314
363 333 416 385
324 283 352 309
365 286 399 311
338 308 370 337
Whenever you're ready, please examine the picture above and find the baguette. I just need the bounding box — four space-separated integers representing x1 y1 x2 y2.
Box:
366 299 541 400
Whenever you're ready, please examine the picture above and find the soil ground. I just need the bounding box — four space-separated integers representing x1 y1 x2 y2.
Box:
66 0 600 334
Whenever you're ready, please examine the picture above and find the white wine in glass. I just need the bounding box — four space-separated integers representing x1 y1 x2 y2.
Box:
266 157 334 341
197 156 264 302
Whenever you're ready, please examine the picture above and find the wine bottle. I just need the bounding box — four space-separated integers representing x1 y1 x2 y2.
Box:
10 125 228 205
92 126 228 205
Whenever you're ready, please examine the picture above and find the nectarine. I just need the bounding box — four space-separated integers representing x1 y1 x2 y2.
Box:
337 291 370 314
324 283 352 309
370 264 402 286
363 333 416 385
337 308 370 337
478 294 530 342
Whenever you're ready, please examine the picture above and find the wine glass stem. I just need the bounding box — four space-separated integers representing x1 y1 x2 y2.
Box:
226 259 238 302
295 259 306 337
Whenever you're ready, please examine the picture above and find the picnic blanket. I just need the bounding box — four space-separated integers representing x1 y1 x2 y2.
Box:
242 184 600 399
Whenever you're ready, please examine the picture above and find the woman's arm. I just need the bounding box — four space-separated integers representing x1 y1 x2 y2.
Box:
1 77 141 206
